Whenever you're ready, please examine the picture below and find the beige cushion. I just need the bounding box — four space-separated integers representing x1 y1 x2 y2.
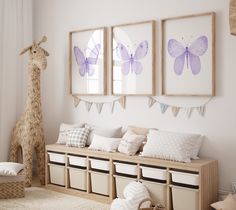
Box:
211 194 236 210
127 125 149 136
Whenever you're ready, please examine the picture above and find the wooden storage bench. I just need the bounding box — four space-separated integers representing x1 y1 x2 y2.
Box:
45 144 218 210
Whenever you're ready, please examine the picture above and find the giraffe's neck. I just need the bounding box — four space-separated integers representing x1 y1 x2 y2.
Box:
25 64 42 117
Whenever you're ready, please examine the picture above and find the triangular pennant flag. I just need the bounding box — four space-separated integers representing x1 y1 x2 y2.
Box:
196 105 206 116
96 103 104 114
118 96 126 109
148 97 156 108
73 95 81 108
160 103 169 114
185 107 193 118
110 101 115 113
172 106 180 117
85 101 93 112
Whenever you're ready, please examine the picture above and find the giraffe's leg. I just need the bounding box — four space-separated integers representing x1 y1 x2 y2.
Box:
35 143 45 185
9 137 19 162
22 145 33 187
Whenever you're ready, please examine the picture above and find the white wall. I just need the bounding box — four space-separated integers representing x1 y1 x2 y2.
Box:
33 0 236 192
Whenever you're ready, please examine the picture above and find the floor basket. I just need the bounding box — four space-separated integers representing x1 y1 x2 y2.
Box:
0 171 25 199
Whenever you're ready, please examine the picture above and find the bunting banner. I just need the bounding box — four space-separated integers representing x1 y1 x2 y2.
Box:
148 97 156 108
85 101 93 112
72 96 126 114
73 95 81 108
147 97 212 118
96 103 104 114
160 103 169 114
172 107 180 117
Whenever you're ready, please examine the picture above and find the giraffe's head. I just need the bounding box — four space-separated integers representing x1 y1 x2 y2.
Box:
20 36 49 70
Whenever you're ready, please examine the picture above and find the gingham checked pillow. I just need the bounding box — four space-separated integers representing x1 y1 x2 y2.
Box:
66 127 90 148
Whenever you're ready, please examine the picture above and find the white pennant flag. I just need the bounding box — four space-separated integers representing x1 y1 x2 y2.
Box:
196 105 206 116
185 107 193 118
73 95 81 108
96 103 104 114
160 103 169 114
148 97 156 108
110 101 115 113
85 101 93 112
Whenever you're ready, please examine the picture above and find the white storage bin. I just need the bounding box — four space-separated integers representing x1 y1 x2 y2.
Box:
49 164 65 186
170 171 199 186
141 166 167 180
68 168 87 190
48 152 65 164
90 158 110 171
90 172 109 195
172 185 199 210
114 176 136 198
141 179 167 206
68 155 87 167
114 162 138 176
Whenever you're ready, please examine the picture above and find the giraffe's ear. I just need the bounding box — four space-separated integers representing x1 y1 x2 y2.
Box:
42 49 49 56
19 45 32 55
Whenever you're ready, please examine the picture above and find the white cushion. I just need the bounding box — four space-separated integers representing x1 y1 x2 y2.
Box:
88 134 121 152
141 130 201 163
0 162 24 176
86 124 122 145
66 127 90 148
57 123 84 144
118 130 146 155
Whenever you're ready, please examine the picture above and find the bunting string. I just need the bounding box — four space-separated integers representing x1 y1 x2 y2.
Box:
148 96 213 118
72 95 126 114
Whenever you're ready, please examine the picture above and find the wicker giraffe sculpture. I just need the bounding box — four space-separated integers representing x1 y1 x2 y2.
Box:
9 36 49 187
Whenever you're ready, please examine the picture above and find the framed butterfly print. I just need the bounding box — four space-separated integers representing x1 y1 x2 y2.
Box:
69 27 107 95
161 12 215 96
112 20 155 95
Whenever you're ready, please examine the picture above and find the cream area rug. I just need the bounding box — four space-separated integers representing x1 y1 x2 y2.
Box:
0 187 110 210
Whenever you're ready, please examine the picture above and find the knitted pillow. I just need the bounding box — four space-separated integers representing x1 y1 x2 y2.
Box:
110 181 150 210
211 194 236 210
66 127 90 148
57 123 84 144
118 130 146 155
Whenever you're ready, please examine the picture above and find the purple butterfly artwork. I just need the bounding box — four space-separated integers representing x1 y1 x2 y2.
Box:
74 44 101 77
167 36 208 76
116 40 148 75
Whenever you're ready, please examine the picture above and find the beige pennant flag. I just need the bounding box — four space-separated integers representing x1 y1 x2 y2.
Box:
110 101 115 113
118 96 126 109
73 95 81 108
196 105 206 116
96 103 104 114
85 101 93 112
172 107 180 117
148 97 156 108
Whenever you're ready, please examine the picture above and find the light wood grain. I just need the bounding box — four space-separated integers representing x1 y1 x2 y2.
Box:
161 12 215 96
111 20 156 96
69 27 107 96
45 144 218 209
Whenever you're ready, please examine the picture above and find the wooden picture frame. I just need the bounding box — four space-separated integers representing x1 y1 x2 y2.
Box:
161 12 215 96
69 27 107 96
111 20 155 96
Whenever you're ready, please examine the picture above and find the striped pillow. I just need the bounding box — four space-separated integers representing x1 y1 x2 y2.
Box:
66 127 90 148
118 130 146 155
